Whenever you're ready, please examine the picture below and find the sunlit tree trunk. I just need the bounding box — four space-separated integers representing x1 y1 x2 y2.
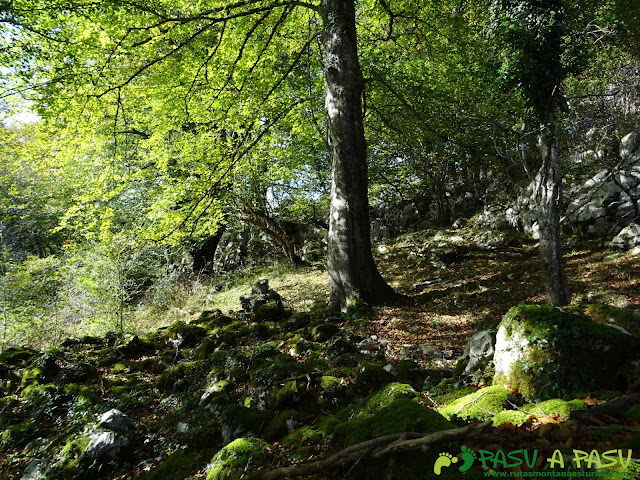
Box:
320 0 398 310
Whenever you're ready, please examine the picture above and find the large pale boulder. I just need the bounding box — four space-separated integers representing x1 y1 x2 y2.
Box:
611 223 640 249
493 305 640 400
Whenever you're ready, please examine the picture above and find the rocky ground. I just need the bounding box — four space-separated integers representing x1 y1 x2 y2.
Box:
1 232 640 480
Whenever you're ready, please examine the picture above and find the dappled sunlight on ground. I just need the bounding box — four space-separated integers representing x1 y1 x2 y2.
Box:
149 233 639 368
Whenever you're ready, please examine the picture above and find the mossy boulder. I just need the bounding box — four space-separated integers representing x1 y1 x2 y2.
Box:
352 362 395 395
0 346 36 365
193 309 236 329
282 425 326 461
115 334 155 357
364 382 420 409
157 361 202 393
319 375 346 399
494 305 640 400
581 303 640 336
286 312 312 331
1 418 38 447
439 385 513 421
206 437 272 480
310 322 340 342
158 320 206 349
220 405 274 443
263 409 303 441
145 451 202 480
330 398 452 449
254 301 290 322
320 382 451 450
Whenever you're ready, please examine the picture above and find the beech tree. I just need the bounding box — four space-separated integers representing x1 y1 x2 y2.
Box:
492 0 570 306
1 0 402 310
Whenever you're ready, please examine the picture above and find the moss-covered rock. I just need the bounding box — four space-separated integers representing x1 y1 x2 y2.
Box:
624 403 640 423
439 385 513 421
310 322 340 342
0 346 36 365
1 418 38 447
316 382 451 450
331 398 452 449
319 375 346 399
263 409 303 441
206 437 272 480
157 361 202 393
220 405 274 443
282 425 326 461
364 382 420 409
145 451 202 480
582 303 640 337
114 334 155 357
254 301 290 322
194 309 236 330
494 305 640 400
286 312 311 331
158 321 207 349
58 362 99 385
352 362 395 395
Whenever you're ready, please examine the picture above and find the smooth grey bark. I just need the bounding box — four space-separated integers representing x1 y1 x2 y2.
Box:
320 0 398 310
536 113 570 306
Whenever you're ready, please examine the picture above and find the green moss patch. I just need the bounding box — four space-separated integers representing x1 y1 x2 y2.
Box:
206 437 272 480
439 385 512 421
582 303 640 337
331 398 452 449
492 410 531 426
159 321 206 349
321 383 451 450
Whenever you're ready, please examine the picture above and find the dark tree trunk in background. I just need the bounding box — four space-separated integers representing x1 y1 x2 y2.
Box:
242 204 305 266
537 115 570 306
191 226 226 273
321 0 398 310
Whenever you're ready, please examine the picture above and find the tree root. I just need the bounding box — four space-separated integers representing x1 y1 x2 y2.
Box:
252 421 491 480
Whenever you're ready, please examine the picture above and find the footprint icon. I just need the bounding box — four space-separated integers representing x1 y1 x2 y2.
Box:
458 445 477 473
433 452 458 475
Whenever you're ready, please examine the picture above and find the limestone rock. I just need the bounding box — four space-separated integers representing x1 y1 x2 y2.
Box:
240 279 284 315
611 223 640 249
493 305 640 400
98 409 135 440
457 330 496 376
84 431 130 459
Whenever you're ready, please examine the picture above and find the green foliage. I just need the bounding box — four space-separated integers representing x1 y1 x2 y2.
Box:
491 0 566 118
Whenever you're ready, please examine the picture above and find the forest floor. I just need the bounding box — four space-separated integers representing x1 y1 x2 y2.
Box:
2 229 640 480
193 230 640 364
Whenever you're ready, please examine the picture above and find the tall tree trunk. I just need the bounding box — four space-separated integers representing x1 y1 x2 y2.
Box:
320 0 398 310
537 113 570 306
191 225 227 273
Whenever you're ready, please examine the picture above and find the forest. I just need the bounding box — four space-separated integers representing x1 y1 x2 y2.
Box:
1 0 640 479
